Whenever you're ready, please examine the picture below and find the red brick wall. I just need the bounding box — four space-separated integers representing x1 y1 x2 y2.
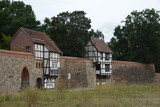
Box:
10 30 34 53
0 49 33 59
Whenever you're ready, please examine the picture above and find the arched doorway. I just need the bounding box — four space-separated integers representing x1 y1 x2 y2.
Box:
21 67 29 89
36 78 42 89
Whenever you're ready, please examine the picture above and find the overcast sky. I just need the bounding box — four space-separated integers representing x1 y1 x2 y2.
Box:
15 0 160 42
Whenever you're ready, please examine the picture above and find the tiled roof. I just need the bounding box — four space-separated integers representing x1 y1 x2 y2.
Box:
90 38 113 54
22 28 62 53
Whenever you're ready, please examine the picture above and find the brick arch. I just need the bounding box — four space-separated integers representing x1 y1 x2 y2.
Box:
21 65 30 89
20 65 30 79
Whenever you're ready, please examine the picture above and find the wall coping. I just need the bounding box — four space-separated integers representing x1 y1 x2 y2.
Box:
113 60 154 66
0 49 33 59
61 56 93 63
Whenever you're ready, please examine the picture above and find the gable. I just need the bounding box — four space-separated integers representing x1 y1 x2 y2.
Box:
90 38 113 54
9 27 62 54
10 29 34 52
23 28 62 54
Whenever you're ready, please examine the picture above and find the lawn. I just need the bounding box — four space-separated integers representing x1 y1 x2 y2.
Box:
0 84 160 107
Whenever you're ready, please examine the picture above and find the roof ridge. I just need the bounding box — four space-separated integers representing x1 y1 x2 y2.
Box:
22 27 47 35
91 38 105 42
90 38 113 54
21 27 35 42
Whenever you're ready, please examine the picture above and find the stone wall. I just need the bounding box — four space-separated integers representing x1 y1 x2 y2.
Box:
59 56 96 89
0 49 43 93
0 48 157 93
111 61 155 83
155 73 160 83
0 50 96 93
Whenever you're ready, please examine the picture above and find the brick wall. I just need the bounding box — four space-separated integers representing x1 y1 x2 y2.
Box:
111 61 155 83
10 29 34 53
0 49 43 93
59 56 96 89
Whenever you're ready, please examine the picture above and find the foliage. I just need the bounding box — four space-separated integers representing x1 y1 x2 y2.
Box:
0 33 11 50
0 84 160 106
50 11 92 57
89 29 104 40
56 78 68 99
38 17 52 37
0 0 40 48
108 9 160 66
24 88 39 107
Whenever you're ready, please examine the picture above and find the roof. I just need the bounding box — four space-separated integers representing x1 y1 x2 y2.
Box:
90 38 113 54
10 27 62 54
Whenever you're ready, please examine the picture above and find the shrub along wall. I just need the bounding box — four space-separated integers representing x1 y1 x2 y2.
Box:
59 56 96 89
111 61 155 83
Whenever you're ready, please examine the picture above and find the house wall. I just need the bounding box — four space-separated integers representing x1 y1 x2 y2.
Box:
10 29 34 53
59 56 96 89
0 49 43 93
111 61 155 83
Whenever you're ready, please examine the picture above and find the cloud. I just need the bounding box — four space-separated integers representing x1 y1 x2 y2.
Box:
98 21 119 42
15 0 160 42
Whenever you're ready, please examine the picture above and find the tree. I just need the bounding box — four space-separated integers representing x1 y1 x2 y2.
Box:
51 11 92 57
108 9 160 72
108 25 131 61
38 17 52 37
89 29 104 40
0 34 11 50
0 0 40 47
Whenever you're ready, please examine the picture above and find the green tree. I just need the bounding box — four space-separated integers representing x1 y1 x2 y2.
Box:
0 0 40 44
108 25 130 61
51 11 92 57
89 29 104 40
108 9 160 71
0 34 11 50
38 17 52 37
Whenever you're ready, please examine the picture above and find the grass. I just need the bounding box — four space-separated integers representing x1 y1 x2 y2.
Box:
0 83 160 107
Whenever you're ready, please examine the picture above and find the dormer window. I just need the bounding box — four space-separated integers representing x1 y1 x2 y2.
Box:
26 46 31 52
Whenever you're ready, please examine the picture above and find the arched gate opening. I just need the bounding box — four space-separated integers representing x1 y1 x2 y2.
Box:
21 67 29 89
36 78 42 89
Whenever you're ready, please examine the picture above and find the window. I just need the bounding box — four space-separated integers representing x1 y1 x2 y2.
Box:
26 46 31 52
52 63 58 69
105 64 110 72
105 54 110 60
35 44 44 60
100 53 103 60
36 62 43 69
36 63 38 68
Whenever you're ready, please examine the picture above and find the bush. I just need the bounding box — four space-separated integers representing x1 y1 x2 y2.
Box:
24 88 39 107
56 78 68 99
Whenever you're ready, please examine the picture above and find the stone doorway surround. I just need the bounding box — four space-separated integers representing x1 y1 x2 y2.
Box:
36 77 42 89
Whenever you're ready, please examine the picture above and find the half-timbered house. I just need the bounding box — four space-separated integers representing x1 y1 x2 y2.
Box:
85 38 113 84
9 27 62 88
